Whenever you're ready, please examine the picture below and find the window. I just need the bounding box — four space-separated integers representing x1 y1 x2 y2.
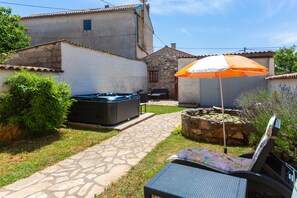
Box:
83 20 92 31
149 70 158 83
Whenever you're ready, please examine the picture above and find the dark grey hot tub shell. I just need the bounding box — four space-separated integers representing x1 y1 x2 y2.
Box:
68 93 140 126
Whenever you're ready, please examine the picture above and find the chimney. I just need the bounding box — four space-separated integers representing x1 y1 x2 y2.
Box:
105 5 110 8
171 43 176 49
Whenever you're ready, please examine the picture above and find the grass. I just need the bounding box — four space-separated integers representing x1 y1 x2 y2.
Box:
0 127 118 187
0 105 185 188
146 105 186 115
98 126 253 198
200 113 243 123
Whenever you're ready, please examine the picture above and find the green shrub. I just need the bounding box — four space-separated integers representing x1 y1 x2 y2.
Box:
0 70 74 136
235 87 297 165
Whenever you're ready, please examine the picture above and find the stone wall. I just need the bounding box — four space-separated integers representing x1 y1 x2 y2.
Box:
142 46 192 99
7 42 62 69
0 125 22 142
21 6 153 60
181 108 252 145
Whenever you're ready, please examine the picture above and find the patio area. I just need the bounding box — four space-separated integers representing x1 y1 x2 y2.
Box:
0 112 181 198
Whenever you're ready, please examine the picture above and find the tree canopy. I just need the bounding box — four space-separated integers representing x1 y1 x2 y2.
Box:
274 46 297 75
0 7 30 62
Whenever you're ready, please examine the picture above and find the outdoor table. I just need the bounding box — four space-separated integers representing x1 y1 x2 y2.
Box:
150 93 161 100
144 162 247 198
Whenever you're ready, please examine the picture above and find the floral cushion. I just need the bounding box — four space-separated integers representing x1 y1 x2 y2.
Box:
168 148 252 173
249 114 276 169
292 180 297 198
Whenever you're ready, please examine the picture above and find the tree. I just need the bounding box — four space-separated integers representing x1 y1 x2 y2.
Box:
274 46 297 75
0 7 30 63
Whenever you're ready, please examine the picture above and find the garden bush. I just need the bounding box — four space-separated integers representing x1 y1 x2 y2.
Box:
235 87 297 165
0 70 73 136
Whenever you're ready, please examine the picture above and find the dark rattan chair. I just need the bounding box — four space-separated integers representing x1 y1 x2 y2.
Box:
169 115 296 197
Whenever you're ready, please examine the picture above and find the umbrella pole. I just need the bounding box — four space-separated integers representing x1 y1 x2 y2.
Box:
219 76 227 154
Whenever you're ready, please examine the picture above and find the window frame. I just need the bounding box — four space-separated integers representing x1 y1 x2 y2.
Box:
149 70 159 83
83 19 92 31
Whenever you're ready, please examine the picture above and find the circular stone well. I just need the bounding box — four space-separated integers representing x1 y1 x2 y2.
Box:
181 108 252 146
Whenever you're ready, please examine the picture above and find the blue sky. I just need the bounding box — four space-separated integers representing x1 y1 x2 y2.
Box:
1 0 297 55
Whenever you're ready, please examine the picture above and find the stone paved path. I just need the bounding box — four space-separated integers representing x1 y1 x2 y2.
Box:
0 112 181 198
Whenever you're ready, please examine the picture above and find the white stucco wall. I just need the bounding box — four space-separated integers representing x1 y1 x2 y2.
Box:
177 56 273 107
60 42 147 95
0 70 58 93
267 79 297 94
178 58 200 105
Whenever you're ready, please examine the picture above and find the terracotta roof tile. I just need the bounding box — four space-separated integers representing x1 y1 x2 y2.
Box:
179 51 275 59
0 65 63 73
141 45 194 60
22 4 143 19
265 72 297 80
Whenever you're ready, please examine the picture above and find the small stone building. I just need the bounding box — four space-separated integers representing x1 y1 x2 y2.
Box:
142 44 193 99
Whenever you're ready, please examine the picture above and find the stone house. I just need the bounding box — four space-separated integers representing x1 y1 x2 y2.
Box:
178 51 275 107
21 4 153 60
142 44 193 99
5 40 147 95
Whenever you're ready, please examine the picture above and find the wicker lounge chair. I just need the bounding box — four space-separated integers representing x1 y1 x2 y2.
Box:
169 115 296 197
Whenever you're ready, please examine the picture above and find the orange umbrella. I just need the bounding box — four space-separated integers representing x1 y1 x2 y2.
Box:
175 55 268 153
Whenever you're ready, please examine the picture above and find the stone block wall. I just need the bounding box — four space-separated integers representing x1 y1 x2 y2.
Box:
142 46 192 99
0 125 22 142
7 42 62 69
181 108 253 146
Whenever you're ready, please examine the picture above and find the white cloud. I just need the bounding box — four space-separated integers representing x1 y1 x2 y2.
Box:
151 0 234 15
180 28 191 35
260 0 297 17
97 0 234 15
192 27 231 33
271 32 297 45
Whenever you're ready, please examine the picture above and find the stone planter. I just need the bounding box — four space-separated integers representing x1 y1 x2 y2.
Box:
181 108 253 146
0 124 23 142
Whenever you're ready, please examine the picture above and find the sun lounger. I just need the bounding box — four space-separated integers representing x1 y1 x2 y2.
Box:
168 114 296 197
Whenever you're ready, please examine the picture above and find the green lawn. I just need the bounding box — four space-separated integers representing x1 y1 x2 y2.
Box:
146 105 186 115
0 128 118 187
0 105 185 188
98 126 253 198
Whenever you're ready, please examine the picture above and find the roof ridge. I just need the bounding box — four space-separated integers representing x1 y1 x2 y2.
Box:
22 3 143 19
265 72 297 80
14 39 145 62
0 64 63 73
141 46 194 60
179 50 275 58
61 40 144 61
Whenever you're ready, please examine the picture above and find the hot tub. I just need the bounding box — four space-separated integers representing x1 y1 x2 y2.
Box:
68 93 140 126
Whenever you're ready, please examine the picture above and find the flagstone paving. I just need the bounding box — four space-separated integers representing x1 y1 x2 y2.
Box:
0 112 181 198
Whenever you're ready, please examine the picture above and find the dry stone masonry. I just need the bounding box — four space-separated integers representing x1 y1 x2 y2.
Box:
142 45 193 99
181 108 253 145
7 42 62 69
